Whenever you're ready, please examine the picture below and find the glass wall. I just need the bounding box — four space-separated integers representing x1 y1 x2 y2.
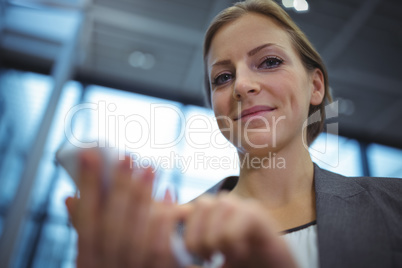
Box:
0 69 82 267
0 70 52 210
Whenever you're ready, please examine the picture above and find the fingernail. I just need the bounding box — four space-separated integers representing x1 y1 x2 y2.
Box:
142 167 155 184
80 150 99 168
79 152 90 167
65 196 72 206
163 188 173 204
119 157 131 171
131 166 145 180
163 187 177 204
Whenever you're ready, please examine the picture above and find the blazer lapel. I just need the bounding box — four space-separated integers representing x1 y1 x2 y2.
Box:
314 164 393 268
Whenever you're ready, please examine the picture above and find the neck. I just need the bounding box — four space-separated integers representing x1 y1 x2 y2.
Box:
232 137 315 209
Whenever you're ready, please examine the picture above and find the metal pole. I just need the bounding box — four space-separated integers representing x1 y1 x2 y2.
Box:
0 0 6 63
0 12 84 267
25 82 87 268
25 165 60 268
0 0 5 32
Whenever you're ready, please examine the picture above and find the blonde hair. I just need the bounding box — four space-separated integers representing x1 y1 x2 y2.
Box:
203 0 332 145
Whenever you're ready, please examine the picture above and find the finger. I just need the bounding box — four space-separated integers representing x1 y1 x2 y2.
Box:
99 155 133 265
220 200 278 267
241 200 278 245
175 203 195 222
163 188 175 204
184 196 215 259
240 201 297 267
144 202 177 268
65 196 74 216
122 166 156 266
76 150 102 233
65 196 79 228
75 150 103 267
219 206 251 266
203 194 236 253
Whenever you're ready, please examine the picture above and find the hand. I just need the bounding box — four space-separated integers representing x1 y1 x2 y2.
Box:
182 193 298 268
65 150 179 268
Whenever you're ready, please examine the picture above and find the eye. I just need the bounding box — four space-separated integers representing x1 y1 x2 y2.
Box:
259 56 284 69
212 73 233 86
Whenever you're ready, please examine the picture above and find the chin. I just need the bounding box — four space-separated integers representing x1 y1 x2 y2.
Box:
235 133 284 158
235 145 288 170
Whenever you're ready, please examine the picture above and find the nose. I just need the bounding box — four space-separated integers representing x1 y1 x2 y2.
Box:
232 67 261 101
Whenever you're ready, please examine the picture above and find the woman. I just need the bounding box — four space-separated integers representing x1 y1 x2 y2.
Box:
66 0 402 267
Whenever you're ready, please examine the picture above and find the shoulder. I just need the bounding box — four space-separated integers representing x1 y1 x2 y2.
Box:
350 175 402 252
353 175 402 195
314 164 402 222
352 176 402 218
314 163 402 199
352 176 402 216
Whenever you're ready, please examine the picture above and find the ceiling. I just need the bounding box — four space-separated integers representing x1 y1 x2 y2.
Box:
1 0 402 148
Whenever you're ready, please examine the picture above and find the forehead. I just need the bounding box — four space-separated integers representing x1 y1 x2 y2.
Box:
207 13 293 66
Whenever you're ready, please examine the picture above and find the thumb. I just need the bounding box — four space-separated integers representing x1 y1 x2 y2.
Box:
174 203 194 222
65 196 78 228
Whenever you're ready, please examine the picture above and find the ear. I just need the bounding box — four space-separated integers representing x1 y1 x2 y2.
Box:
310 68 325 106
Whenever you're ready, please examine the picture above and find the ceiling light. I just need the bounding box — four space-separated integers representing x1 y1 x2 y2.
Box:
128 51 155 70
129 51 145 68
142 54 155 70
282 0 294 8
294 0 309 11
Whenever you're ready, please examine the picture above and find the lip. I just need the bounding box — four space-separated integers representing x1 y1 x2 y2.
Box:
234 105 276 121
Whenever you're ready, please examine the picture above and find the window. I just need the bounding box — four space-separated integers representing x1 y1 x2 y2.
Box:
368 144 402 178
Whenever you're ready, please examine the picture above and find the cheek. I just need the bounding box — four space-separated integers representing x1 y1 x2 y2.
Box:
212 97 229 129
214 109 232 135
212 93 238 144
215 114 235 145
212 90 231 116
268 79 294 112
284 76 311 116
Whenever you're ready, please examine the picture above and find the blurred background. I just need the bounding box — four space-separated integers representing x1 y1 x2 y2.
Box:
0 0 401 267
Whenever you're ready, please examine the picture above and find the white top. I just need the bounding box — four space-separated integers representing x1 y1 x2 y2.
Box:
200 222 319 268
282 223 319 268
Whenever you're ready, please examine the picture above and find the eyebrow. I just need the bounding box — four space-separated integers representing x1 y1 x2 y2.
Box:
247 43 277 57
211 59 231 68
210 43 282 68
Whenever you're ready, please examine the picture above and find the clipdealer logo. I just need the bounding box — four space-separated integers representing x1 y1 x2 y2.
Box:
304 101 339 168
63 100 339 170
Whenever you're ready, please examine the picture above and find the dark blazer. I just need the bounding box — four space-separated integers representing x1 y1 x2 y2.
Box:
204 164 402 268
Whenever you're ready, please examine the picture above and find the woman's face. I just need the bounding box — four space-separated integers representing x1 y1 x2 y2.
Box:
207 13 323 156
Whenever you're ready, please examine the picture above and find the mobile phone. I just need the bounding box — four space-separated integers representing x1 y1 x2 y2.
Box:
55 143 206 267
56 142 120 193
